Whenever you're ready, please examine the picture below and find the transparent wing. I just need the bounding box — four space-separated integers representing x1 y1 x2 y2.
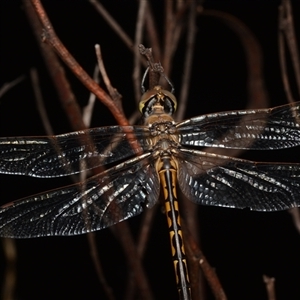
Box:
176 148 300 211
177 101 300 150
0 126 151 178
0 153 160 238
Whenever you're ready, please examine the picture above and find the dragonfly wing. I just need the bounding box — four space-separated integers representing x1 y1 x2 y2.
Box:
0 153 159 238
177 101 300 150
176 149 300 211
0 126 150 177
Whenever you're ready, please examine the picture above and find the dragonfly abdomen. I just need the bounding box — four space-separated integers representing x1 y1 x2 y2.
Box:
157 156 192 300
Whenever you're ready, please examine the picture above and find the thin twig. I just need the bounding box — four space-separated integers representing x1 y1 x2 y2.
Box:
89 0 147 70
169 3 188 71
88 0 133 50
176 1 197 121
280 0 300 97
0 76 25 99
30 68 54 136
95 44 122 107
144 2 161 60
278 24 295 104
162 1 188 78
278 0 300 104
83 65 100 127
200 8 269 110
163 0 175 76
133 0 147 104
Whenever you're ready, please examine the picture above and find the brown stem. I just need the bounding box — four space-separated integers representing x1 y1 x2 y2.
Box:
29 0 129 127
144 2 162 60
176 1 197 121
133 0 147 104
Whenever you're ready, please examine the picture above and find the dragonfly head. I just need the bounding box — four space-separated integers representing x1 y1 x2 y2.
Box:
139 85 177 117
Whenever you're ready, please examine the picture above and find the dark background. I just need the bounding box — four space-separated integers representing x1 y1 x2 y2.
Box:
1 1 300 299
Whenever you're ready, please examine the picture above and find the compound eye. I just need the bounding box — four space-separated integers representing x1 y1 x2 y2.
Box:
162 89 177 112
139 89 157 113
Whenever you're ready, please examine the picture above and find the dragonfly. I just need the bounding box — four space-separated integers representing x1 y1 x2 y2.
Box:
1 71 300 300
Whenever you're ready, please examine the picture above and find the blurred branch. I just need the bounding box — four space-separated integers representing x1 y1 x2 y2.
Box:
278 0 300 234
278 0 300 104
30 68 54 136
133 0 147 104
0 76 25 100
1 238 17 300
88 0 133 50
263 275 276 300
176 1 197 121
144 2 161 60
82 65 100 127
200 8 269 110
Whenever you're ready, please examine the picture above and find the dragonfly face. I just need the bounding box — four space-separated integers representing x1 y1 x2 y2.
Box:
139 85 177 118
